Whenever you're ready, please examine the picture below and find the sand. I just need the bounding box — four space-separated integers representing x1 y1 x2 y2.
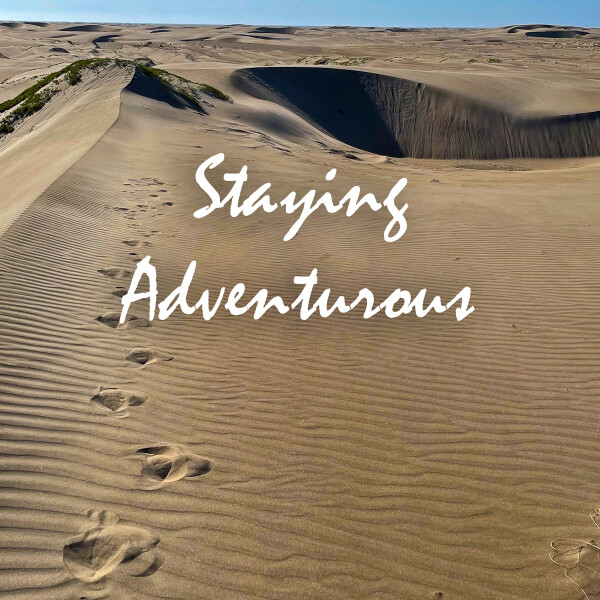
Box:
1 21 600 600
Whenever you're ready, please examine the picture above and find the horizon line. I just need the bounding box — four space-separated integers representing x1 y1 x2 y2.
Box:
0 19 597 29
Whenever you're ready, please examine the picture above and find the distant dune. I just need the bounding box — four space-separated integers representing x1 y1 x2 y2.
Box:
60 24 106 32
93 34 121 43
507 24 556 32
525 29 590 38
248 26 298 35
507 24 591 37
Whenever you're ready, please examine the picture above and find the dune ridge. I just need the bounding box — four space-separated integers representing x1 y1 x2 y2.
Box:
0 63 131 235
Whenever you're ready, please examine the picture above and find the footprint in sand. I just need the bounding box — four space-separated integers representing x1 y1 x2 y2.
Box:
96 312 150 329
136 443 212 488
123 240 151 248
112 286 127 298
63 510 162 584
126 347 173 366
91 386 147 417
550 508 600 599
98 268 132 279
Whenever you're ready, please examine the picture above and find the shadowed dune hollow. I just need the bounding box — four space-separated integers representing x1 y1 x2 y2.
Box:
232 66 600 159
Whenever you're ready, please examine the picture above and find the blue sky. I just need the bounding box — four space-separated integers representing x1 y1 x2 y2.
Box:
1 1 598 28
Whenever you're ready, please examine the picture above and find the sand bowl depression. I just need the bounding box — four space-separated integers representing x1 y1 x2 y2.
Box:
232 66 600 159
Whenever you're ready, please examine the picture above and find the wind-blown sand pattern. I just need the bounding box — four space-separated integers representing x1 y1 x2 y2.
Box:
1 21 600 600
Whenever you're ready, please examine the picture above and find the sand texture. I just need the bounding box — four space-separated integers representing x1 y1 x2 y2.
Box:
1 21 600 600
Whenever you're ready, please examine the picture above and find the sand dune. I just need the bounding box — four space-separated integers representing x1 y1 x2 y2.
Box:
507 24 590 34
0 22 600 600
526 29 590 38
60 24 107 32
249 26 298 35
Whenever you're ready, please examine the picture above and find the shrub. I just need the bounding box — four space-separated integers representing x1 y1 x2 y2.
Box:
66 70 81 85
197 83 231 101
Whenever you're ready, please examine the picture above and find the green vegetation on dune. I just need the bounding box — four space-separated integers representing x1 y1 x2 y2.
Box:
0 89 53 134
0 58 113 134
197 83 231 102
134 62 231 102
0 59 112 115
0 58 231 137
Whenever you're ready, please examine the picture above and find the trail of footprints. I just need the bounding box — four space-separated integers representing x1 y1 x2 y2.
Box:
66 177 210 589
